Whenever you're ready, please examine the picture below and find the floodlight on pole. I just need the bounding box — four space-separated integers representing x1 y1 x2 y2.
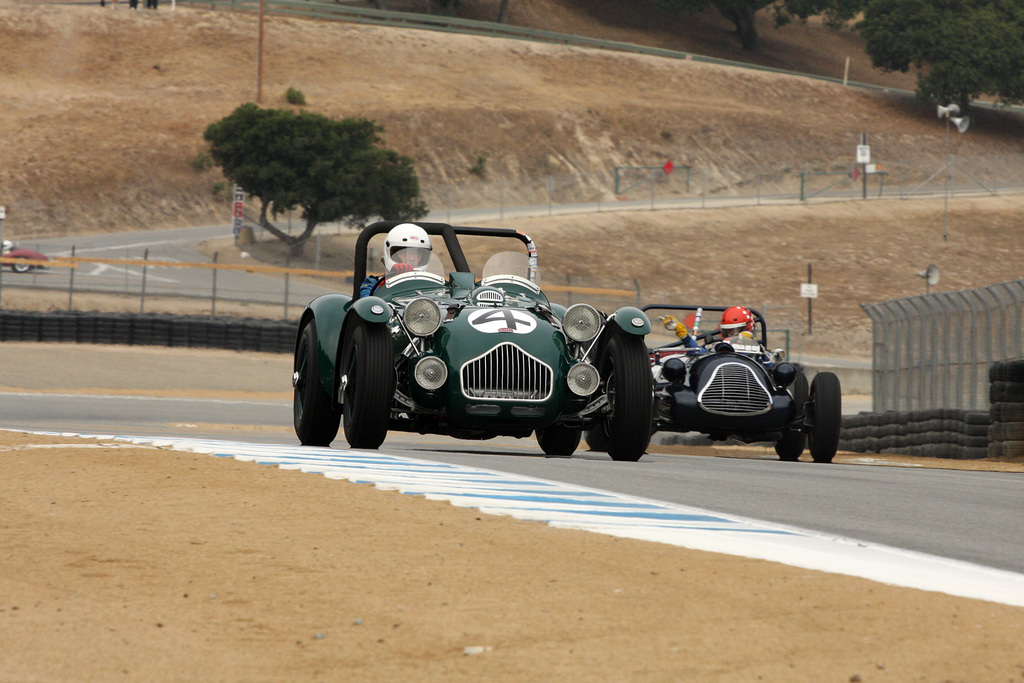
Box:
917 263 940 294
936 103 970 241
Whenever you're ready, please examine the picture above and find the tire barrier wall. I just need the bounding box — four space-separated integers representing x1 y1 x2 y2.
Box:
987 360 1024 459
840 359 1024 460
0 310 297 355
839 408 992 460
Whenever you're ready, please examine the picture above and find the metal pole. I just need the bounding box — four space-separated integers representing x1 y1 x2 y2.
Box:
943 117 950 241
283 272 290 320
0 209 5 308
68 246 76 310
140 248 149 314
807 262 813 335
256 0 265 103
861 132 868 200
211 252 218 316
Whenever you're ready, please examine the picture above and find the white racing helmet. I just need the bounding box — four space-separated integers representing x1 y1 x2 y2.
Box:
382 223 432 273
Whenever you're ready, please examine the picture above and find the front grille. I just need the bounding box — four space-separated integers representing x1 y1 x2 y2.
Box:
697 362 772 415
461 342 553 401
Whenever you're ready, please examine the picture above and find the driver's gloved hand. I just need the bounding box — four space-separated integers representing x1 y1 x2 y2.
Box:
660 315 688 339
390 263 414 274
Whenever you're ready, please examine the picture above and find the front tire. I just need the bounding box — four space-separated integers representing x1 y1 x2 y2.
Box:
598 333 653 462
536 424 582 457
294 322 341 447
341 321 394 449
807 372 842 463
775 368 808 461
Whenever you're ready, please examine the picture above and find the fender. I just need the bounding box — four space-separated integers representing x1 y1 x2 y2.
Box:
606 306 651 336
299 294 352 397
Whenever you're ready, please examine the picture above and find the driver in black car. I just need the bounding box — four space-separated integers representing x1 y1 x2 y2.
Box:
358 223 433 298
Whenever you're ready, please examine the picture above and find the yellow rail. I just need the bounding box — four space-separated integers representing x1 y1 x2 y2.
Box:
2 256 635 297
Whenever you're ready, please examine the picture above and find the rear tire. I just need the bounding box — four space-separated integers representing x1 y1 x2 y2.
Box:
807 372 842 463
12 260 30 274
599 333 653 462
536 425 582 457
341 321 394 449
775 369 808 461
293 322 341 447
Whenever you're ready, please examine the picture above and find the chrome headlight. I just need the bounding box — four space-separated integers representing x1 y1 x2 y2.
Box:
566 362 600 396
562 304 603 343
414 356 447 391
404 298 442 337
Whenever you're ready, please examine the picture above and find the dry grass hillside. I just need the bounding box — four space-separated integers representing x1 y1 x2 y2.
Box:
1 0 1023 356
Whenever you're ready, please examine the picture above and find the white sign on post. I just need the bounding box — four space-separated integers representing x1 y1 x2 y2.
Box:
856 145 871 164
800 283 819 299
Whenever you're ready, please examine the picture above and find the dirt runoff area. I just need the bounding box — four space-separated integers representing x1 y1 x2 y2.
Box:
0 343 1022 682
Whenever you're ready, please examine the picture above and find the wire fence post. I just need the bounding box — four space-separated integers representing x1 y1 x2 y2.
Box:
140 248 149 314
67 245 76 311
283 272 290 320
211 251 218 316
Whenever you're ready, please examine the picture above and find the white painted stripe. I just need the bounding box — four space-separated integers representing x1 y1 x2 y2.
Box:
16 430 1024 607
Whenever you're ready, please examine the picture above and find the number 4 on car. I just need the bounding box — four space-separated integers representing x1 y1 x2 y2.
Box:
292 221 655 461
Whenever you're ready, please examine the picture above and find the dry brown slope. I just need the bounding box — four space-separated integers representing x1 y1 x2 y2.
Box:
0 1 1021 238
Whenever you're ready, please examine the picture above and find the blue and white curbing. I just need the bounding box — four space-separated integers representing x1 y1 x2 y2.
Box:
29 432 1024 608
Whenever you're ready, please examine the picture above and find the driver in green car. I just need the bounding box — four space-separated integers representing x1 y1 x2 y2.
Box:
358 223 433 298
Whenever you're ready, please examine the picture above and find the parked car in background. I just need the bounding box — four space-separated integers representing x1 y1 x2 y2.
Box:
292 221 655 461
1 239 49 273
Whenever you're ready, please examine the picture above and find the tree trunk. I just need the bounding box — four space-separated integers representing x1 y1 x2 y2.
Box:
257 199 316 256
497 0 509 23
711 1 759 51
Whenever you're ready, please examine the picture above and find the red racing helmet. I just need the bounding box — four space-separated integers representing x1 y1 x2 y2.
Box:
721 306 754 335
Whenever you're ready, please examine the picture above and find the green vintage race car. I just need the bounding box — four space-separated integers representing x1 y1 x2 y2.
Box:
292 221 654 460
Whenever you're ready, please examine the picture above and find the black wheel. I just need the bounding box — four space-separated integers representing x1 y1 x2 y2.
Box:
597 333 653 462
807 372 842 463
293 322 341 446
992 402 1024 423
341 321 394 449
775 368 808 461
11 259 30 274
584 426 609 452
990 381 1024 404
536 424 582 457
991 360 1024 383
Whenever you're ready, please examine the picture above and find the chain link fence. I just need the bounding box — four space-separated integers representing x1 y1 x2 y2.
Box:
419 154 1024 217
862 279 1024 412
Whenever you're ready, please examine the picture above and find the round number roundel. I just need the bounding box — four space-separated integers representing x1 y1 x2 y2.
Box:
467 308 537 334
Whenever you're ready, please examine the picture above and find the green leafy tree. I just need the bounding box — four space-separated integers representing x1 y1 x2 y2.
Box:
857 0 1024 111
203 104 427 252
655 0 862 51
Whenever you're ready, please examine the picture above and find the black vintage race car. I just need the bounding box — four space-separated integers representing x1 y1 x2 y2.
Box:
609 304 842 463
292 221 655 460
